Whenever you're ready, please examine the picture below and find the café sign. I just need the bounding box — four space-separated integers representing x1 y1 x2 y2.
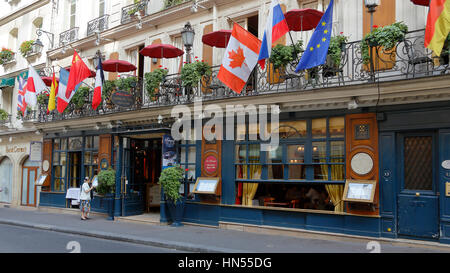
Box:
6 146 26 153
110 91 135 107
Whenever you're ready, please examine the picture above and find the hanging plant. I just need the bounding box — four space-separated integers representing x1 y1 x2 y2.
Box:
19 40 35 57
181 60 212 87
70 86 90 110
144 67 168 99
0 48 14 64
327 33 348 67
360 22 408 65
0 109 9 121
269 40 304 70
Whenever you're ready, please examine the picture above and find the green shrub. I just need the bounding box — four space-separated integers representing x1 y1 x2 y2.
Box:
97 168 116 195
144 68 168 98
158 165 184 203
269 40 304 70
0 109 9 121
181 61 212 87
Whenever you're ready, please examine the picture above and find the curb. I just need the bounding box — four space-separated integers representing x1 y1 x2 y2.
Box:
0 219 240 253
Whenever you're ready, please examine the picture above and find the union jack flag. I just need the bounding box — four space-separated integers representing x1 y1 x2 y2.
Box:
17 74 27 115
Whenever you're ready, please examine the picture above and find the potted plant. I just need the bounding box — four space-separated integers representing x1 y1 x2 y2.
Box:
181 60 212 88
102 80 116 109
323 33 349 77
97 167 116 220
70 86 90 113
269 40 304 71
19 40 36 57
128 0 146 17
158 165 185 227
144 67 168 100
0 109 9 121
0 48 14 65
360 22 408 65
37 91 49 106
115 76 138 93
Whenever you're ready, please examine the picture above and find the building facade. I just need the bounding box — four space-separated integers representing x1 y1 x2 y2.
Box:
1 0 450 244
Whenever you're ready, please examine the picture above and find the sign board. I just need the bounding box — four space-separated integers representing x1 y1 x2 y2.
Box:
162 134 176 169
446 182 450 197
342 179 377 203
204 155 218 174
110 91 135 107
92 175 99 188
30 141 42 162
442 160 450 170
35 174 48 186
192 177 220 195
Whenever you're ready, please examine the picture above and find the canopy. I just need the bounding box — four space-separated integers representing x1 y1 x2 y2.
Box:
139 44 184 58
284 9 324 31
102 59 137 73
202 30 232 48
41 77 60 87
410 0 430 6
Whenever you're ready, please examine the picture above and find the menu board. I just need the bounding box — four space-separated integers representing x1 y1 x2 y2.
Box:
192 177 220 194
342 180 376 203
92 176 99 188
35 174 48 186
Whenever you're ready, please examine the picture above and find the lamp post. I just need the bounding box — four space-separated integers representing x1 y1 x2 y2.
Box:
93 50 103 69
33 28 55 50
181 22 195 64
364 0 379 82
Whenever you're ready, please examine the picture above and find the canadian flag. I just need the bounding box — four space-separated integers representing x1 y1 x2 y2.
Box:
217 23 262 94
24 65 47 107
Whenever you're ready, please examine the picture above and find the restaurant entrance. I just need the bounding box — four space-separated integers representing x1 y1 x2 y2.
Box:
121 136 162 216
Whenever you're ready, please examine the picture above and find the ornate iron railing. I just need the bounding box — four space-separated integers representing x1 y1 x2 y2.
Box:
121 0 148 24
164 0 191 9
34 29 450 123
87 14 110 36
59 27 79 47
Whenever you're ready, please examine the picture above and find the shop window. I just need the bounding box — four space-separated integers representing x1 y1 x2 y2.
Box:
234 116 345 212
179 139 197 199
52 139 67 192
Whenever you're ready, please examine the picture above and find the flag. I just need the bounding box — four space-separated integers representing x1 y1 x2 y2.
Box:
57 68 82 113
24 65 47 107
295 0 334 72
17 75 28 115
257 0 290 69
217 23 262 94
47 72 58 113
66 50 91 99
92 59 104 110
425 0 450 56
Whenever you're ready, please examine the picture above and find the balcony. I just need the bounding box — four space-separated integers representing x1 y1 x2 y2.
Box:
34 29 450 124
121 0 149 25
164 0 192 9
87 14 110 36
59 27 79 47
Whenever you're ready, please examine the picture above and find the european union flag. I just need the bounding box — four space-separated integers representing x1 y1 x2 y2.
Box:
295 0 334 72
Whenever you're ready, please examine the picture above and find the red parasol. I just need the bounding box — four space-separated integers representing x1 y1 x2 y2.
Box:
410 0 429 6
102 59 137 72
202 30 232 48
284 9 324 31
139 44 184 58
41 76 60 87
65 66 96 78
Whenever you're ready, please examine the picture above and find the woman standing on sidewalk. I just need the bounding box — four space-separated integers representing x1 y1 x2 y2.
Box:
80 177 95 220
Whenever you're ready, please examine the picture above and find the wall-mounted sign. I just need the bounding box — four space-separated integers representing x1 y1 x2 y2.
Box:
6 146 26 154
342 180 377 203
204 155 218 174
100 158 109 170
192 177 220 195
42 160 50 172
111 91 135 107
350 152 374 175
442 160 450 170
30 141 42 162
162 134 176 169
92 175 99 188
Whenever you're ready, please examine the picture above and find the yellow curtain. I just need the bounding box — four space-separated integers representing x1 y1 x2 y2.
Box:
326 158 344 212
242 162 261 206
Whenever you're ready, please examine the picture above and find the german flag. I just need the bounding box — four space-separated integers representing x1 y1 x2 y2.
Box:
425 0 450 56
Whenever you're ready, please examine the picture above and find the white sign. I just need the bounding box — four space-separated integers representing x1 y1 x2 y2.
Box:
30 141 42 162
442 160 450 170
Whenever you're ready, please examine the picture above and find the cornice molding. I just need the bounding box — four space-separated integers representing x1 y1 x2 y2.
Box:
0 0 51 26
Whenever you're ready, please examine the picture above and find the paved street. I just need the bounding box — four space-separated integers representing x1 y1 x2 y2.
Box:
0 207 449 253
0 223 184 253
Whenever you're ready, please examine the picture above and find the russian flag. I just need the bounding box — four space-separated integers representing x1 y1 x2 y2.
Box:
92 59 104 110
257 0 290 70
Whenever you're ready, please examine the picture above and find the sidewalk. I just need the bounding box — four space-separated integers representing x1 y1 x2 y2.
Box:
0 205 449 253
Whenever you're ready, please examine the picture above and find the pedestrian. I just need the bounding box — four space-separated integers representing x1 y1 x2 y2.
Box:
80 177 95 220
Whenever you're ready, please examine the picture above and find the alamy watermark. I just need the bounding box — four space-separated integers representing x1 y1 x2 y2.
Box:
170 100 280 151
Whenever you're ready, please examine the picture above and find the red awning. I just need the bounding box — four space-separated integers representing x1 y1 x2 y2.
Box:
202 30 232 48
410 0 430 6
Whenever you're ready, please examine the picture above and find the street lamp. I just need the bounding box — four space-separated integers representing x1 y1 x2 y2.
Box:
364 0 380 32
93 50 103 68
364 0 379 82
181 22 195 64
33 28 55 50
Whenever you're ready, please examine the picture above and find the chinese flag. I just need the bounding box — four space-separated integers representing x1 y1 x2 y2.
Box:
65 50 91 98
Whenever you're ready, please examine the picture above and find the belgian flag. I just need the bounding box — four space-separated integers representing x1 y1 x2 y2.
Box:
424 0 450 56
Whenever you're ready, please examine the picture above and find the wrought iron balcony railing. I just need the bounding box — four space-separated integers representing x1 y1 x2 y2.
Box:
87 14 110 36
164 0 191 9
59 27 79 47
33 29 450 123
121 0 149 24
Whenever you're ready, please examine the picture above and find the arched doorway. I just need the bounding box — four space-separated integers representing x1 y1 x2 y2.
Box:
0 157 13 203
21 157 40 207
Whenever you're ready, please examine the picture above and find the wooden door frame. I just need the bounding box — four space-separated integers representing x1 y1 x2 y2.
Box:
21 166 39 207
